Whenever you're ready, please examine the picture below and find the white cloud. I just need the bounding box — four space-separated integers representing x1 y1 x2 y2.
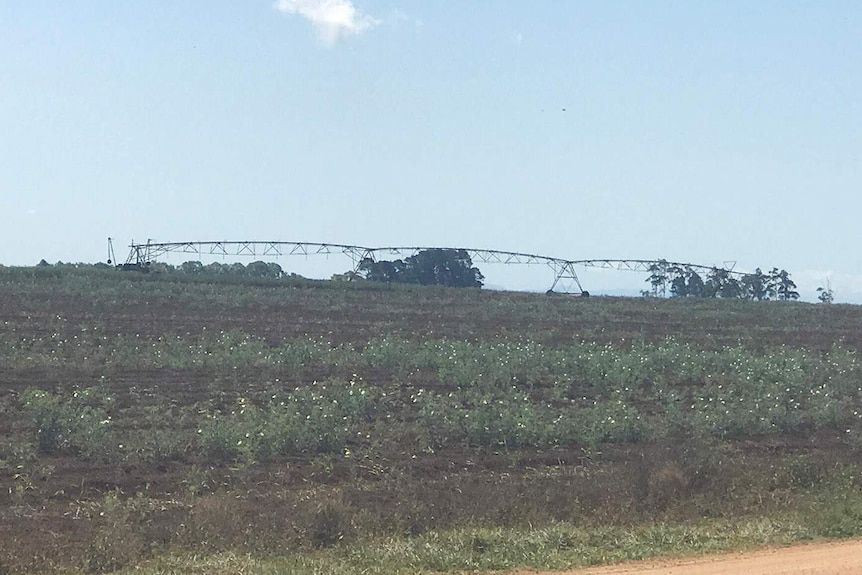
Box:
274 0 380 47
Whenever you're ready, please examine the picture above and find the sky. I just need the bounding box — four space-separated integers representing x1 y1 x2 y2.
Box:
1 1 860 300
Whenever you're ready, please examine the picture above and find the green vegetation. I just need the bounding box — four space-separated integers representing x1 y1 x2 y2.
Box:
644 261 800 300
1 265 861 574
357 248 485 287
199 378 374 461
23 387 113 459
97 511 862 575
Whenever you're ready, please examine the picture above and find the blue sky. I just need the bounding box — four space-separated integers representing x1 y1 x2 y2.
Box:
2 1 860 300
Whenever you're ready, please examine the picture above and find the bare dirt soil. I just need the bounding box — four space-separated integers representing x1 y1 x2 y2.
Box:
517 539 862 575
4 272 862 573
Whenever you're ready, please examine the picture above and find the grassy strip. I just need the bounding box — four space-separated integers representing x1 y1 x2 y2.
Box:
107 513 851 575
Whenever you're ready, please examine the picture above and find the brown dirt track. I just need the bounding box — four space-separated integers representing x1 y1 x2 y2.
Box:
517 539 862 575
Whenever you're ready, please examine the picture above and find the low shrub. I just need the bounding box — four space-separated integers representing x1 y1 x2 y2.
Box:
22 387 114 460
199 378 374 462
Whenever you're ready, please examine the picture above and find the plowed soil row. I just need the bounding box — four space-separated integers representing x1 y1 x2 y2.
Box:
4 271 862 573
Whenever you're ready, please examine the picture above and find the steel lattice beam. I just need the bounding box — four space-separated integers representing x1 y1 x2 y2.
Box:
124 240 745 294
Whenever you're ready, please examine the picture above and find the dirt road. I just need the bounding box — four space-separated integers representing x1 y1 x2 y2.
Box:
515 539 862 575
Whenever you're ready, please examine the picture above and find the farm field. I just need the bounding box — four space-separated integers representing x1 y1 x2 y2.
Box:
2 265 862 574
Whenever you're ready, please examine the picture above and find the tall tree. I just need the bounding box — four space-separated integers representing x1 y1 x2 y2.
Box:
706 268 743 299
686 269 707 297
668 264 688 297
770 269 799 301
357 249 483 288
358 258 407 283
741 268 770 300
645 260 670 297
180 261 204 275
404 249 484 288
668 266 706 298
246 260 283 279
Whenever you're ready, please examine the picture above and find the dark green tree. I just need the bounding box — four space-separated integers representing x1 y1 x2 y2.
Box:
669 266 688 297
741 268 770 300
770 268 799 301
204 262 227 275
246 260 283 279
644 260 670 297
358 258 408 283
706 268 743 299
358 249 483 288
180 261 204 275
686 269 706 297
668 266 706 298
403 249 484 288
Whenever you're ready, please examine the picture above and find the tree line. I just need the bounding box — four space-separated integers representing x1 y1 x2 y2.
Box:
643 261 800 300
150 260 287 280
355 248 484 288
175 249 486 288
32 252 831 302
121 249 485 288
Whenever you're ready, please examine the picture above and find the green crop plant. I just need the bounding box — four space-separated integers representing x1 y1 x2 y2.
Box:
199 378 375 462
22 387 115 460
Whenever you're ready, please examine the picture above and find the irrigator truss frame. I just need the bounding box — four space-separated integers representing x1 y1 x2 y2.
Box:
122 240 743 295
